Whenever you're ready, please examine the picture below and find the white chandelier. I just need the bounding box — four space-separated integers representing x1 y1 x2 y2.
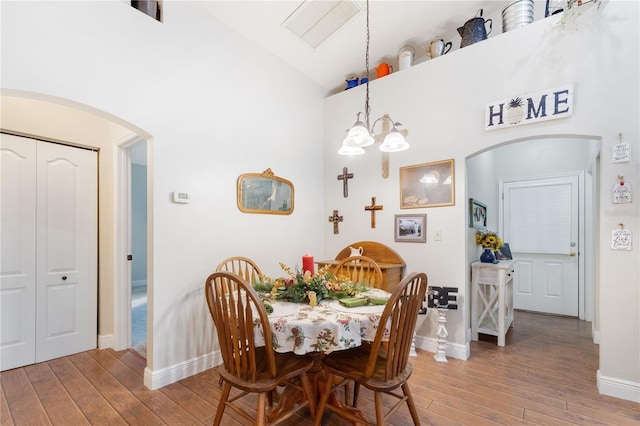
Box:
338 0 409 156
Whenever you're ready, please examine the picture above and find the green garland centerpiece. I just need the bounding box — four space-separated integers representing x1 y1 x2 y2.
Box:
253 263 370 305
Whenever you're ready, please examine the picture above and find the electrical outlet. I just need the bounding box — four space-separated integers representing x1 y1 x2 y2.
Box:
434 229 442 241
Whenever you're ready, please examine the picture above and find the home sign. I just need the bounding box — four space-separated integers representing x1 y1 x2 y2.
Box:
485 84 573 130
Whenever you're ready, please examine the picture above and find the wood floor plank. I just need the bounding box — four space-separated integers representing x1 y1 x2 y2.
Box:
23 362 89 425
524 407 595 425
0 380 16 426
426 399 506 425
566 401 640 425
47 356 128 425
412 381 532 425
0 311 635 426
0 368 51 425
68 351 163 425
86 348 202 425
564 392 640 420
159 381 218 422
425 362 568 409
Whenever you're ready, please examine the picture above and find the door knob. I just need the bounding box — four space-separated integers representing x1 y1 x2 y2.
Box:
569 251 576 257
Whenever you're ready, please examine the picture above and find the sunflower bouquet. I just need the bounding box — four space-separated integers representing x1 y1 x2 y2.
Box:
475 229 504 250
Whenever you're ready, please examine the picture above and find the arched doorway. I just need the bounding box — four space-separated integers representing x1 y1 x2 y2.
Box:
466 135 600 327
0 91 153 362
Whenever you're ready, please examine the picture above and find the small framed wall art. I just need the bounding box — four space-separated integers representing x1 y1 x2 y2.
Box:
469 198 487 229
394 214 427 243
400 159 455 209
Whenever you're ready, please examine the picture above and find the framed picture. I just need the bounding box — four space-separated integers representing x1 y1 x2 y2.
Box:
400 159 455 209
469 198 487 229
394 214 427 243
237 168 294 215
495 243 513 260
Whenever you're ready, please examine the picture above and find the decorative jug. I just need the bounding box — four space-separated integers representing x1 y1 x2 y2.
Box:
458 9 493 48
376 63 392 78
397 45 415 70
345 76 359 90
427 38 452 58
349 246 364 257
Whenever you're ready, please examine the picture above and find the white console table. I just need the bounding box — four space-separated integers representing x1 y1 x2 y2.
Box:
471 261 515 347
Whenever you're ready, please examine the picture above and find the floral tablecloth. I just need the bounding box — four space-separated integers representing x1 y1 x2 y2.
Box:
254 290 390 355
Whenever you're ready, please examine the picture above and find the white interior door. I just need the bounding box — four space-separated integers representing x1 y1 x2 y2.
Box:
0 134 97 370
1 135 37 370
35 140 97 361
502 175 580 316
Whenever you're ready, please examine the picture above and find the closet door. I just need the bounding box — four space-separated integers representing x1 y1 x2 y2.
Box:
0 134 97 370
1 135 37 370
35 140 97 362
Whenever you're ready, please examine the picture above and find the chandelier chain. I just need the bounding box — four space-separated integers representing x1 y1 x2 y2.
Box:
364 0 371 130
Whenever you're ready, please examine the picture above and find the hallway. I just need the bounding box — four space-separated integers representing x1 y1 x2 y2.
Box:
131 284 146 358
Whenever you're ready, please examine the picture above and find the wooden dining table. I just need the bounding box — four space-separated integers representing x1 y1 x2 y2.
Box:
253 289 391 424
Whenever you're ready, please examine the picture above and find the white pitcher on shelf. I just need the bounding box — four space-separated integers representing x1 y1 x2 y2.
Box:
349 246 364 259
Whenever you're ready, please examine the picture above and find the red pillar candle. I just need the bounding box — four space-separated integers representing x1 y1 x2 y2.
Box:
302 254 315 275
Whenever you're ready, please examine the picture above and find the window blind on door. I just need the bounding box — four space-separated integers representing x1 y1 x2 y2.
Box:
506 183 572 254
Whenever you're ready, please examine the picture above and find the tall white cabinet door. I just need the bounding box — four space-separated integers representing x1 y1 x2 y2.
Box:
35 141 97 362
1 135 37 370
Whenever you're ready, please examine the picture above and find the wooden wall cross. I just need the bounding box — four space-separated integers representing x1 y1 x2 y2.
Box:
364 197 383 228
337 167 354 198
328 210 343 234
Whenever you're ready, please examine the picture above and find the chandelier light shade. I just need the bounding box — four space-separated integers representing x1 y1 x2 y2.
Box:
379 126 410 152
338 0 409 156
342 113 374 148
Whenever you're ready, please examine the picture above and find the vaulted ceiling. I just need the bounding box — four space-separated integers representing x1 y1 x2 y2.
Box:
197 1 507 94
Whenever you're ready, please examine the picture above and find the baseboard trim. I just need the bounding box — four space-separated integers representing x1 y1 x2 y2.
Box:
597 370 640 403
144 351 222 390
98 334 114 349
414 335 469 361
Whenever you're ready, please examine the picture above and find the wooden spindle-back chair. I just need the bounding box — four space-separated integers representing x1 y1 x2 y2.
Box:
332 255 384 289
215 256 263 284
205 271 315 425
313 272 428 426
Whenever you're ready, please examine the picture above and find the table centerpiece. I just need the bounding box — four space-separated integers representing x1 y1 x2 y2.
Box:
252 263 370 305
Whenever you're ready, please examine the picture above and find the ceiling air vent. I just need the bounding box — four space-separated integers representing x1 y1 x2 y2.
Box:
281 0 361 49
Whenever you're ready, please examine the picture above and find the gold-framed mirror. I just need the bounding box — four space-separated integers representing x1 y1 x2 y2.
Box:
237 168 294 215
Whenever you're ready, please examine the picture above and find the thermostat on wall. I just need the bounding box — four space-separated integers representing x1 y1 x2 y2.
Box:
172 192 192 204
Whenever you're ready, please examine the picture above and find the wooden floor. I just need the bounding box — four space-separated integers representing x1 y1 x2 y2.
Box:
2 311 639 425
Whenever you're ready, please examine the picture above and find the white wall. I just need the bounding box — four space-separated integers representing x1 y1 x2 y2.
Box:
1 0 325 385
323 1 639 401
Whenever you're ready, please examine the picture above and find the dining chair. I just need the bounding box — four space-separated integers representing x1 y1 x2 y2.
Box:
313 272 428 426
205 271 316 426
215 256 263 284
332 255 384 289
214 257 265 386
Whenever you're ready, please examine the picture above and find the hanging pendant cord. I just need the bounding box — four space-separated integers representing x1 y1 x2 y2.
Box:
364 0 371 131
